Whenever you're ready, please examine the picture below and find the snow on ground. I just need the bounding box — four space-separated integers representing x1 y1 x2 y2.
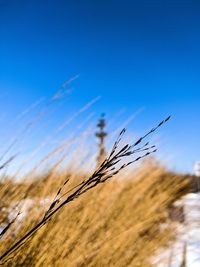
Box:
154 193 200 267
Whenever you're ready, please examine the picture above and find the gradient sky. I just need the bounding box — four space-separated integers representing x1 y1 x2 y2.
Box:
0 0 200 174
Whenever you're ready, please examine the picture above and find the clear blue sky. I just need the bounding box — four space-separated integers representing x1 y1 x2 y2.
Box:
0 0 200 174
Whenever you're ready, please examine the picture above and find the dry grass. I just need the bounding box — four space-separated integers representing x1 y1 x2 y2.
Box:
0 104 190 266
0 162 190 267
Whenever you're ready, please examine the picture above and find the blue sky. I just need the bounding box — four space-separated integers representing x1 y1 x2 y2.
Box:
0 0 200 174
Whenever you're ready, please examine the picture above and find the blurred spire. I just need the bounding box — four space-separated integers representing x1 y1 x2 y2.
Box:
96 113 107 165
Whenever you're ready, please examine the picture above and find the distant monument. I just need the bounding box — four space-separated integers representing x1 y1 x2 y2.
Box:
96 114 107 165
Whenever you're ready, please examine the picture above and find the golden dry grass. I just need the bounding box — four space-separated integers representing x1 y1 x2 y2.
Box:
0 162 190 267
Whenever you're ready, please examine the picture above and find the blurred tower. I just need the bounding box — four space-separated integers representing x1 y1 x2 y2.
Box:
96 114 107 165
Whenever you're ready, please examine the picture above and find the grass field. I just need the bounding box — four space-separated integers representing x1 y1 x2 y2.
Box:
0 158 190 266
0 105 190 266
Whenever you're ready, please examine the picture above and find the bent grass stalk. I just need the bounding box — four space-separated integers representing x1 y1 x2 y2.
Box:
0 116 170 263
